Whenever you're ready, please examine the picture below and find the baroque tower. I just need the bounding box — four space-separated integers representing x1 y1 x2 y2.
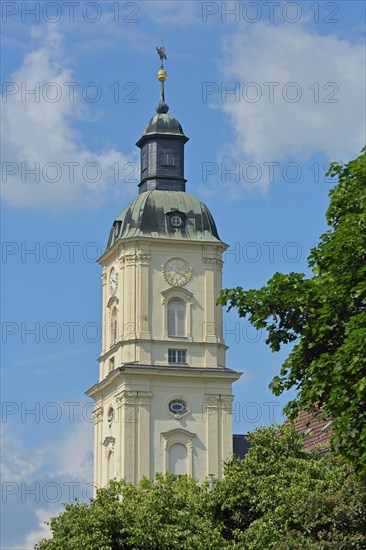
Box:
86 48 241 486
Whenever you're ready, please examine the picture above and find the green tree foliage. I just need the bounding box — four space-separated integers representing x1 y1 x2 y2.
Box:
211 425 366 549
35 474 228 550
36 426 365 549
218 149 366 474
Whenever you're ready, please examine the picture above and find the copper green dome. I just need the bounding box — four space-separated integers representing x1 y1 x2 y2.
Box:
106 190 221 251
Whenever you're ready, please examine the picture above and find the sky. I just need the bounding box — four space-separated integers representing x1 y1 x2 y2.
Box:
1 0 365 547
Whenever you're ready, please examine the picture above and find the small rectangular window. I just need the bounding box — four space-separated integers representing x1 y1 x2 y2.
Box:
161 148 175 166
109 357 115 373
141 149 147 173
168 349 186 364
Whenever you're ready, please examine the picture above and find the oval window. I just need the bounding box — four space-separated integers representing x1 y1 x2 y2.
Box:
168 399 187 415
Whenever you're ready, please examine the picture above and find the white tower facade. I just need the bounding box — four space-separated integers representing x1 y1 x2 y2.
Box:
86 59 240 487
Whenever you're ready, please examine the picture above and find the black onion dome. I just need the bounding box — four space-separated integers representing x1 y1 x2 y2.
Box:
137 113 187 145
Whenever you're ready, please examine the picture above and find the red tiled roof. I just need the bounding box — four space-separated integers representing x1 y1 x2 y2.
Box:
288 408 332 452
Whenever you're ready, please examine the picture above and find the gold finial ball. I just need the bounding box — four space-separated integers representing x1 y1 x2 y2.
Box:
157 69 167 82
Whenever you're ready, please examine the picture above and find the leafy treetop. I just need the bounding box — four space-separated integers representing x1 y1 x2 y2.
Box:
218 148 366 475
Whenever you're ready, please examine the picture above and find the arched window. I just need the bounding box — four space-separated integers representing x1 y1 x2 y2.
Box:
168 299 185 337
168 443 187 475
111 307 118 346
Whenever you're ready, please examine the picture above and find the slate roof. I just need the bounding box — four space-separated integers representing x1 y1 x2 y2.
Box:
140 113 186 139
233 434 251 459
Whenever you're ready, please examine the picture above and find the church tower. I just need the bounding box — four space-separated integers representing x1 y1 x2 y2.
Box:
86 48 241 486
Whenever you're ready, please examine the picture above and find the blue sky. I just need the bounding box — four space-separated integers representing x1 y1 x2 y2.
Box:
1 1 365 547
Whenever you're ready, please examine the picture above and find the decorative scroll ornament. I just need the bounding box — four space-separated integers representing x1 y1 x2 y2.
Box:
109 267 118 295
93 406 104 423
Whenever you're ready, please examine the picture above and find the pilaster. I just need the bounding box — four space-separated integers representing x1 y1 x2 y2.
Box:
221 395 234 462
205 394 220 477
101 270 107 357
119 390 138 484
137 248 151 341
137 391 152 479
120 247 138 362
93 404 104 489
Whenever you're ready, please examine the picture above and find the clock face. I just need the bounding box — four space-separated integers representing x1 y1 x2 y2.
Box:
109 268 118 294
163 258 192 287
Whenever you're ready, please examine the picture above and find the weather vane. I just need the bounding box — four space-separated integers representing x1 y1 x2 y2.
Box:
156 39 167 69
155 40 169 114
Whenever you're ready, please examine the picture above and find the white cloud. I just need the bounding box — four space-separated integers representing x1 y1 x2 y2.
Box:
52 418 94 479
0 429 48 483
1 26 133 210
215 23 365 186
1 421 93 549
1 419 93 485
18 508 53 550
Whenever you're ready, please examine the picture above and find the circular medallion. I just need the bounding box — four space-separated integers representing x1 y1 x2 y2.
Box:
163 258 192 287
109 267 118 294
